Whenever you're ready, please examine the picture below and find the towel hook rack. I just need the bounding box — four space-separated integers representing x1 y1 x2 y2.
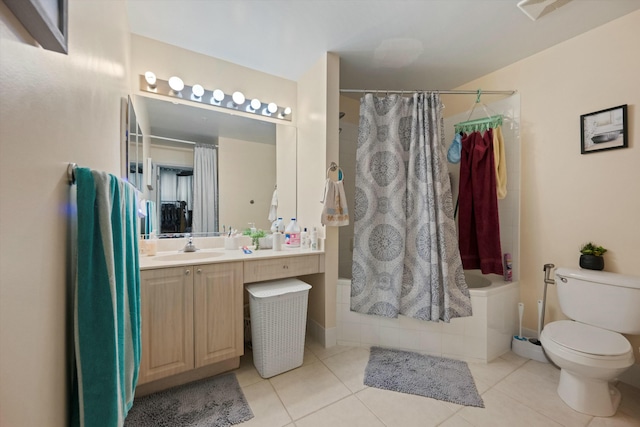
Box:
68 163 77 185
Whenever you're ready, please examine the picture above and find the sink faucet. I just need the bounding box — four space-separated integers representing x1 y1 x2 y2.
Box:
183 233 198 252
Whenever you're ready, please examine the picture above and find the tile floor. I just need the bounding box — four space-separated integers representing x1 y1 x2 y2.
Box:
233 338 640 427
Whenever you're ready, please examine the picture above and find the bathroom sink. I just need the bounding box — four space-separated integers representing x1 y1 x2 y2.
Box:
153 251 224 262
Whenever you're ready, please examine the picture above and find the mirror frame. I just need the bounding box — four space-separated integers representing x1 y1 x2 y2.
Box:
126 96 144 192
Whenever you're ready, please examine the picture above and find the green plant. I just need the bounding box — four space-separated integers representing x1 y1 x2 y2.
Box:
580 242 608 257
243 228 266 249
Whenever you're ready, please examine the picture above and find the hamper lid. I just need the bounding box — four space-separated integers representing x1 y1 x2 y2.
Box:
246 278 311 298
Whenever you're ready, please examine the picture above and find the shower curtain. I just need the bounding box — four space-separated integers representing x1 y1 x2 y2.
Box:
192 143 218 234
72 168 140 427
351 93 472 322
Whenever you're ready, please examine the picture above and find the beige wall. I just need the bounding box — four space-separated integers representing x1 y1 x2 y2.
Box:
130 34 298 129
297 53 340 338
218 137 276 232
0 1 131 426
449 11 640 361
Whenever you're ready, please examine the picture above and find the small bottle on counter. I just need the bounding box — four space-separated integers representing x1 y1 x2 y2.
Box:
310 227 318 251
301 227 310 249
504 253 513 282
273 232 282 251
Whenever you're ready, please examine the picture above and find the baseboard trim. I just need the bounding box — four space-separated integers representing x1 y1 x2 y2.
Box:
307 319 336 348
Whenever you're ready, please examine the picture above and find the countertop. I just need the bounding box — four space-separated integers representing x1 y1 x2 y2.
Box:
139 247 324 270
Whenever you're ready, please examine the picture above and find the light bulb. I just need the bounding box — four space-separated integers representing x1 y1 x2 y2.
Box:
144 71 156 88
250 98 261 110
168 76 184 92
212 89 225 102
192 84 204 98
232 91 245 105
267 102 278 114
283 107 292 115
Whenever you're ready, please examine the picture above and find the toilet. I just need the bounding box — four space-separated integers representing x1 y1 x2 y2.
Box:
540 267 640 417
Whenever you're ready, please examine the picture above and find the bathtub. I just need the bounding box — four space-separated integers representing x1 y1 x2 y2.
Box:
336 271 519 363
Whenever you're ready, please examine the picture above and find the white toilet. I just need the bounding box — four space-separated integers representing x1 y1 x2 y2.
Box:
540 267 640 417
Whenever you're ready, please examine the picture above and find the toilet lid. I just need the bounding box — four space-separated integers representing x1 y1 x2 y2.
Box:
544 320 631 356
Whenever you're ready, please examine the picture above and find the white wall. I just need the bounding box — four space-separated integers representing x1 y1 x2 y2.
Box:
448 10 640 364
0 1 131 425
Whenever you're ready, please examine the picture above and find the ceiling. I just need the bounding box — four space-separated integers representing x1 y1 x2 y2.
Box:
127 0 639 92
127 1 638 145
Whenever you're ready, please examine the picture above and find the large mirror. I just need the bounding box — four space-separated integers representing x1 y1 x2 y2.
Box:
137 95 296 237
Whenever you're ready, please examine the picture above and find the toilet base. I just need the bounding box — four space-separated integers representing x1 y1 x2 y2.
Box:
557 369 621 417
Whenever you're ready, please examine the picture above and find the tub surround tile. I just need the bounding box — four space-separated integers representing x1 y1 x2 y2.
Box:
334 278 520 363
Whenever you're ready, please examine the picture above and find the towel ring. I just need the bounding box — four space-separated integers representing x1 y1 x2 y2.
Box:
327 162 344 181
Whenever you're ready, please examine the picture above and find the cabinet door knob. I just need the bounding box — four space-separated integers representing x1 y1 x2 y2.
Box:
185 269 191 275
197 268 202 274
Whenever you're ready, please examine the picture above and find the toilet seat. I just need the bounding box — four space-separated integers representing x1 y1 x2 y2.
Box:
543 320 632 359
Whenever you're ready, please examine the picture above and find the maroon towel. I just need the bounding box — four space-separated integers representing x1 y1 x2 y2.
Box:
458 129 504 275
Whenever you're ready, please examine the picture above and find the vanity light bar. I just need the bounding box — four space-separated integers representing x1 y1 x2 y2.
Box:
139 74 292 121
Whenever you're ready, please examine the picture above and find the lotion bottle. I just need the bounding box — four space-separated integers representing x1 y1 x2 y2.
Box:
310 227 318 251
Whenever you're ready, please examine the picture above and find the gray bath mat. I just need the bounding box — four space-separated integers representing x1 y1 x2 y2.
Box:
364 346 484 408
124 373 254 426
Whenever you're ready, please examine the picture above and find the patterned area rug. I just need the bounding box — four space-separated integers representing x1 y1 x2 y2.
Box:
124 373 254 426
364 346 484 407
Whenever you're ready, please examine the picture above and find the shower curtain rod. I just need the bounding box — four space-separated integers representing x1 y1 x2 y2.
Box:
340 89 516 95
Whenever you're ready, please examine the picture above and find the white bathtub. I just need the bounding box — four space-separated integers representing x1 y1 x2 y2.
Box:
336 271 519 363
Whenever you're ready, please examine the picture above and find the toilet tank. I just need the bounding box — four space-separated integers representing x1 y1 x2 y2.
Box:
555 267 640 335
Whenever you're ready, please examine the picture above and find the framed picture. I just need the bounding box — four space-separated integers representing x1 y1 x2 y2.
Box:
580 104 627 154
2 0 68 54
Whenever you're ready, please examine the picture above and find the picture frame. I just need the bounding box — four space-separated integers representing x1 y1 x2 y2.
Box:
2 0 68 54
580 104 627 154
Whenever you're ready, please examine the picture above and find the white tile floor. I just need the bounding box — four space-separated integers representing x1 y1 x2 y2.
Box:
233 338 640 427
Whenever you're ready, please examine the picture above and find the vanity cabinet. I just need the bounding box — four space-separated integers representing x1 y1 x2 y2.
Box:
138 262 243 385
244 254 324 283
194 263 244 367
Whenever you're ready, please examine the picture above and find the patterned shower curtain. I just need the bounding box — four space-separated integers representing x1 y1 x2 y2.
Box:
350 93 472 322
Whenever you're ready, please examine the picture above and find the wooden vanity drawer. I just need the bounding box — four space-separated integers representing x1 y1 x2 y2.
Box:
243 254 322 283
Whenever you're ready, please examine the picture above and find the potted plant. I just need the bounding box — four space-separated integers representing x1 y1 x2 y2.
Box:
243 228 267 250
579 242 607 270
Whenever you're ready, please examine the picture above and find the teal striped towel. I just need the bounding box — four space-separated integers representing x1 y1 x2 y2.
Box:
71 168 141 427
